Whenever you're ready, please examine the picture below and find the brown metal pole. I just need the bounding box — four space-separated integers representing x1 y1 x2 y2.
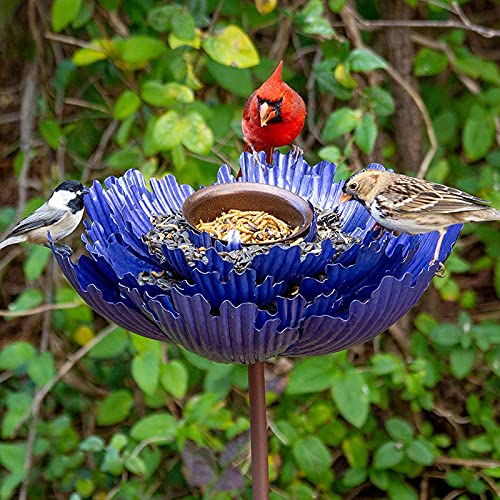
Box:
248 361 269 499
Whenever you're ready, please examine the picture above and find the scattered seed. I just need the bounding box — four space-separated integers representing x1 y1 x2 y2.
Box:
140 208 360 291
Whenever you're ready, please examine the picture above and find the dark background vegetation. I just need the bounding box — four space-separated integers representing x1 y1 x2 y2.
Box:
0 0 499 498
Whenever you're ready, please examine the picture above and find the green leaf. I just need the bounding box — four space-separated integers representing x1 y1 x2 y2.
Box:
124 455 146 475
450 348 476 379
292 436 332 484
206 59 254 98
160 360 188 399
0 442 26 473
2 393 32 438
0 472 24 499
51 0 82 32
79 436 105 452
286 356 336 395
349 49 387 72
8 289 44 315
388 480 418 500
429 323 461 346
98 0 120 11
40 119 63 149
331 369 369 428
342 435 368 468
463 105 495 161
88 327 130 359
322 107 362 141
119 36 167 64
373 442 405 469
101 447 123 475
72 40 110 66
328 0 347 13
466 434 492 454
202 25 259 68
298 0 336 38
27 352 56 386
130 413 177 441
105 146 142 170
132 351 159 396
76 478 95 497
364 87 395 117
413 48 448 76
24 245 51 282
96 390 133 425
334 63 357 89
318 145 342 164
113 90 141 120
153 111 184 151
181 112 214 155
406 439 434 465
385 418 414 444
0 342 36 370
171 10 196 41
141 82 194 107
116 114 135 146
371 353 404 375
147 5 182 32
342 467 367 488
355 112 377 154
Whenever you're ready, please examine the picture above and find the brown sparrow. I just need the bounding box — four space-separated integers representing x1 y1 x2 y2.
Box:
339 169 500 264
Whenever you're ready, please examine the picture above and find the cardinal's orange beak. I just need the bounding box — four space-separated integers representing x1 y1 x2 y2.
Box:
260 102 277 127
338 193 352 204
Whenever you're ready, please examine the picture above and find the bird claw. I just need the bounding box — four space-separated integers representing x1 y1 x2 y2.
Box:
248 143 266 169
370 222 385 240
56 244 73 257
290 144 303 163
431 260 446 277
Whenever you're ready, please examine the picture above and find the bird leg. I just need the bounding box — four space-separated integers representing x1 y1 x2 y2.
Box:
430 231 445 274
247 143 266 168
370 222 385 240
290 144 303 163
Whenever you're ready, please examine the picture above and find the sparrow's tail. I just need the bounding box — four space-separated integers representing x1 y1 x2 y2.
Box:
465 207 500 223
0 235 25 250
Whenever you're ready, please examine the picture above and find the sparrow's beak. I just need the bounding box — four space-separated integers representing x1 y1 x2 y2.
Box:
338 193 352 204
259 102 276 127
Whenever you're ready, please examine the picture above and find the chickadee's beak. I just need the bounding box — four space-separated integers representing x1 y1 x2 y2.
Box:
259 102 276 127
338 193 352 204
82 187 90 195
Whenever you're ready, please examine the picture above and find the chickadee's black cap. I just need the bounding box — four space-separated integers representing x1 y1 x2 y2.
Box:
55 180 85 193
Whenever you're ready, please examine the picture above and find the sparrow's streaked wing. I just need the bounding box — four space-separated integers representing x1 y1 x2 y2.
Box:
7 204 67 237
380 178 491 214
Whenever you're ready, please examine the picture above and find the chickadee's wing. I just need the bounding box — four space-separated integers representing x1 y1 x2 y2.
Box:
7 204 67 237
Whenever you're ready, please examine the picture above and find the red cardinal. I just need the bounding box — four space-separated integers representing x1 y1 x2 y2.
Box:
241 60 306 166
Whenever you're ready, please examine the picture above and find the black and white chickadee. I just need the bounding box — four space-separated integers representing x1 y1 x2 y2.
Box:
0 180 88 254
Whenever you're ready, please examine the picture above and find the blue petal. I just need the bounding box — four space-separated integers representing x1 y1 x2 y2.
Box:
286 270 433 356
148 291 300 363
53 248 166 341
178 268 287 309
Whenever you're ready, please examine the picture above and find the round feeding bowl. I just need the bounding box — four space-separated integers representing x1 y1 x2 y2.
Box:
182 182 314 245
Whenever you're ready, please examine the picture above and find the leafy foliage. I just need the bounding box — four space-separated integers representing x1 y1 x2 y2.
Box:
0 0 499 498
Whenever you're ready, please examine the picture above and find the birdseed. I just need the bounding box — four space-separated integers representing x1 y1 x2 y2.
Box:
141 209 359 291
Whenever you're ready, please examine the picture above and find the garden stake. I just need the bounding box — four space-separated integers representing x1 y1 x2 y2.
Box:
248 361 269 499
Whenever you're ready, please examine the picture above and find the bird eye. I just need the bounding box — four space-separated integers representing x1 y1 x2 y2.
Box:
349 182 358 190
